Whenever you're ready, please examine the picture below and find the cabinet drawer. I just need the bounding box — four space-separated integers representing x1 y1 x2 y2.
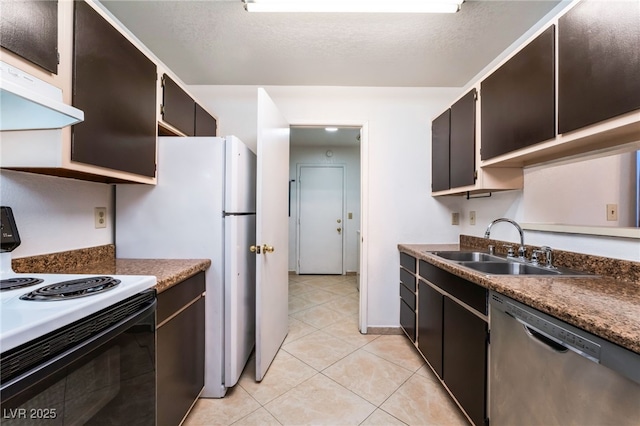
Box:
400 252 416 273
419 260 487 315
400 282 416 311
158 272 205 324
400 267 416 292
400 299 416 342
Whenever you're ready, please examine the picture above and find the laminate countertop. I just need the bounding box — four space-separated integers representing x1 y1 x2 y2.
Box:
77 258 211 294
11 245 211 294
399 242 640 355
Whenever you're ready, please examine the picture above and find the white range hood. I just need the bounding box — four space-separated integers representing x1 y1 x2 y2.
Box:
0 61 84 131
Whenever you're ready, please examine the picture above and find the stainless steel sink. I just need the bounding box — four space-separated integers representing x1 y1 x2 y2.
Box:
460 261 561 275
429 250 594 276
430 251 506 262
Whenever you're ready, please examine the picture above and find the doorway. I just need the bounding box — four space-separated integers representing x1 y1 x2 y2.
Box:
297 165 345 274
288 126 361 278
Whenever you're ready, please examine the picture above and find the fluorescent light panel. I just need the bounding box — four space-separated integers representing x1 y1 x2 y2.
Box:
244 0 463 14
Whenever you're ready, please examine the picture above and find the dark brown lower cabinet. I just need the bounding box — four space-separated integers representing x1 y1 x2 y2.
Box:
413 257 488 426
443 297 488 426
157 272 205 426
417 280 443 378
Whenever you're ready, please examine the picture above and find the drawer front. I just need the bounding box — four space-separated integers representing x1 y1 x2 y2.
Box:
419 260 487 315
158 272 205 324
400 252 417 273
400 282 416 311
400 267 416 292
400 299 416 342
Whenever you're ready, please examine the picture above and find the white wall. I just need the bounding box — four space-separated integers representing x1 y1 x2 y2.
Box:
289 145 361 273
0 170 113 258
523 152 636 227
190 85 463 327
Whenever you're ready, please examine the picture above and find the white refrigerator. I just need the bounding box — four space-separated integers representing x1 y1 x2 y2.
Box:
115 136 256 398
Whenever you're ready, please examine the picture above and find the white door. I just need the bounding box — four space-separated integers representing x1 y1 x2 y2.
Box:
298 165 344 274
254 88 290 381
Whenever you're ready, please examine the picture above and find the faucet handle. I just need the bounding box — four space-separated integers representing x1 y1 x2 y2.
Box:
540 246 554 268
503 244 515 257
531 249 545 265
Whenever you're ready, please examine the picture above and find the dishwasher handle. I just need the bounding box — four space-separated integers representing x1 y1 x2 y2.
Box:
523 324 568 353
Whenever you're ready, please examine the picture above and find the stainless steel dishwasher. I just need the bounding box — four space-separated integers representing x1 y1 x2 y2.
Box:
489 292 640 425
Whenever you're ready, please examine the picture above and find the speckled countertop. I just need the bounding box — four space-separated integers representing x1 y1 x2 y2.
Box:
398 240 640 355
72 258 211 294
11 245 210 294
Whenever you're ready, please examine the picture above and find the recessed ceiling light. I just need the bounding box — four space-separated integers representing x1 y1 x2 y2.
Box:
325 127 338 132
243 0 463 14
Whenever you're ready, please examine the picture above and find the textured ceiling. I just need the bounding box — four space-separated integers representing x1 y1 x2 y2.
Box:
100 0 563 87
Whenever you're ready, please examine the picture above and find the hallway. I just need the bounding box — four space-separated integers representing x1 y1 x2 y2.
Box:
184 275 466 425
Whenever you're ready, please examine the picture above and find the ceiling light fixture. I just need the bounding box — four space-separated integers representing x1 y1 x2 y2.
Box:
325 127 338 132
243 0 463 14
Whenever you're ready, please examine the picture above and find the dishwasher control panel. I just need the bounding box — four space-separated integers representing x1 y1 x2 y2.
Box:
491 293 602 363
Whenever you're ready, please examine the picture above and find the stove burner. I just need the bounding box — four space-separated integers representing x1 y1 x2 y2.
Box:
0 277 44 291
20 276 121 301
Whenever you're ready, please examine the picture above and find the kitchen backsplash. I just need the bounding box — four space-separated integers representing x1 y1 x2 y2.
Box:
460 235 640 285
12 244 115 274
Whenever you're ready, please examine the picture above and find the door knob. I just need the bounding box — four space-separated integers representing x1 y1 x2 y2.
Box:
337 227 342 234
263 244 275 253
250 245 261 254
337 219 342 224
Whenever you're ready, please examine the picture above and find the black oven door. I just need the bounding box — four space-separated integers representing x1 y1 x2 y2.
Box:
1 291 156 425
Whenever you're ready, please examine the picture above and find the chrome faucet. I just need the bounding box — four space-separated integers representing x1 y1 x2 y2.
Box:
484 218 526 259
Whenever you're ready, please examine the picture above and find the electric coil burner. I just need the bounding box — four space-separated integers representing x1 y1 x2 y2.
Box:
0 277 44 291
20 276 121 301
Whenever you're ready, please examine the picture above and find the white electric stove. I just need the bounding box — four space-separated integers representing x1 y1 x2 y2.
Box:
0 205 156 353
0 268 156 352
1 207 158 424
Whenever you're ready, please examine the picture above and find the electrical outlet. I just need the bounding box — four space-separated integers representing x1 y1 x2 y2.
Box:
94 207 107 229
470 211 476 226
606 204 618 221
452 212 460 225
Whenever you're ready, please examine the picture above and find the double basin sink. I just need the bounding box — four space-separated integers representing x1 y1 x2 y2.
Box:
429 251 593 276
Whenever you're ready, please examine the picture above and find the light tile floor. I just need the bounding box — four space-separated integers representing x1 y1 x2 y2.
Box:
183 275 467 426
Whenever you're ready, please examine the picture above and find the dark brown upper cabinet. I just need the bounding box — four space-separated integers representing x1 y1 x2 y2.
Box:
162 74 196 136
450 89 476 188
558 0 640 134
481 25 555 160
431 109 451 192
432 88 476 192
195 103 217 136
1 0 58 73
72 1 157 178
